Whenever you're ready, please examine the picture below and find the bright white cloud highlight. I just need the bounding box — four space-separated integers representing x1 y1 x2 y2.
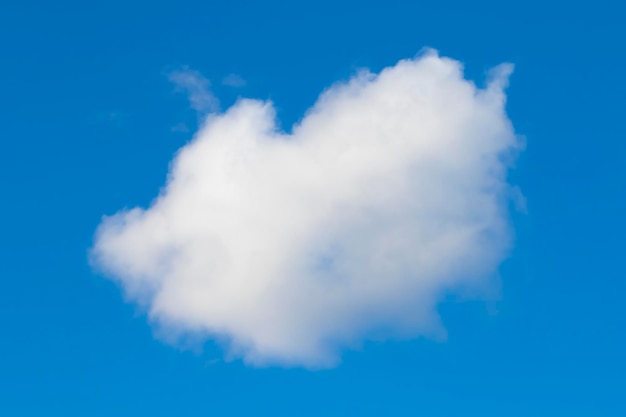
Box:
93 50 520 367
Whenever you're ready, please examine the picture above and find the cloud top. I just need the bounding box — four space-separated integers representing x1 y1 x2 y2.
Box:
93 51 519 367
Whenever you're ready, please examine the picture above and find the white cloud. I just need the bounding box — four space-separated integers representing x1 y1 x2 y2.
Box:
92 50 520 368
169 67 220 114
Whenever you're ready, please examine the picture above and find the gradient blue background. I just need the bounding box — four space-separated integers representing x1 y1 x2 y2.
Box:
1 1 624 415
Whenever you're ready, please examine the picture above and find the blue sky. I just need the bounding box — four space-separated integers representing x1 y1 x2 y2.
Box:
1 0 625 415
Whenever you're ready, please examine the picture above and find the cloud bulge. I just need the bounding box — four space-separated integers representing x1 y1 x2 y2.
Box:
92 50 520 367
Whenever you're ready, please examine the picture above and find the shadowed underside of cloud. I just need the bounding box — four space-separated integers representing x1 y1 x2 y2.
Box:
92 50 520 368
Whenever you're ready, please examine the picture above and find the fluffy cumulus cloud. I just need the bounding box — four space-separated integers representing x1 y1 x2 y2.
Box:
92 50 520 367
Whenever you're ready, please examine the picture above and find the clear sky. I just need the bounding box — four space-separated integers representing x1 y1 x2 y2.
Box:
1 0 625 416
